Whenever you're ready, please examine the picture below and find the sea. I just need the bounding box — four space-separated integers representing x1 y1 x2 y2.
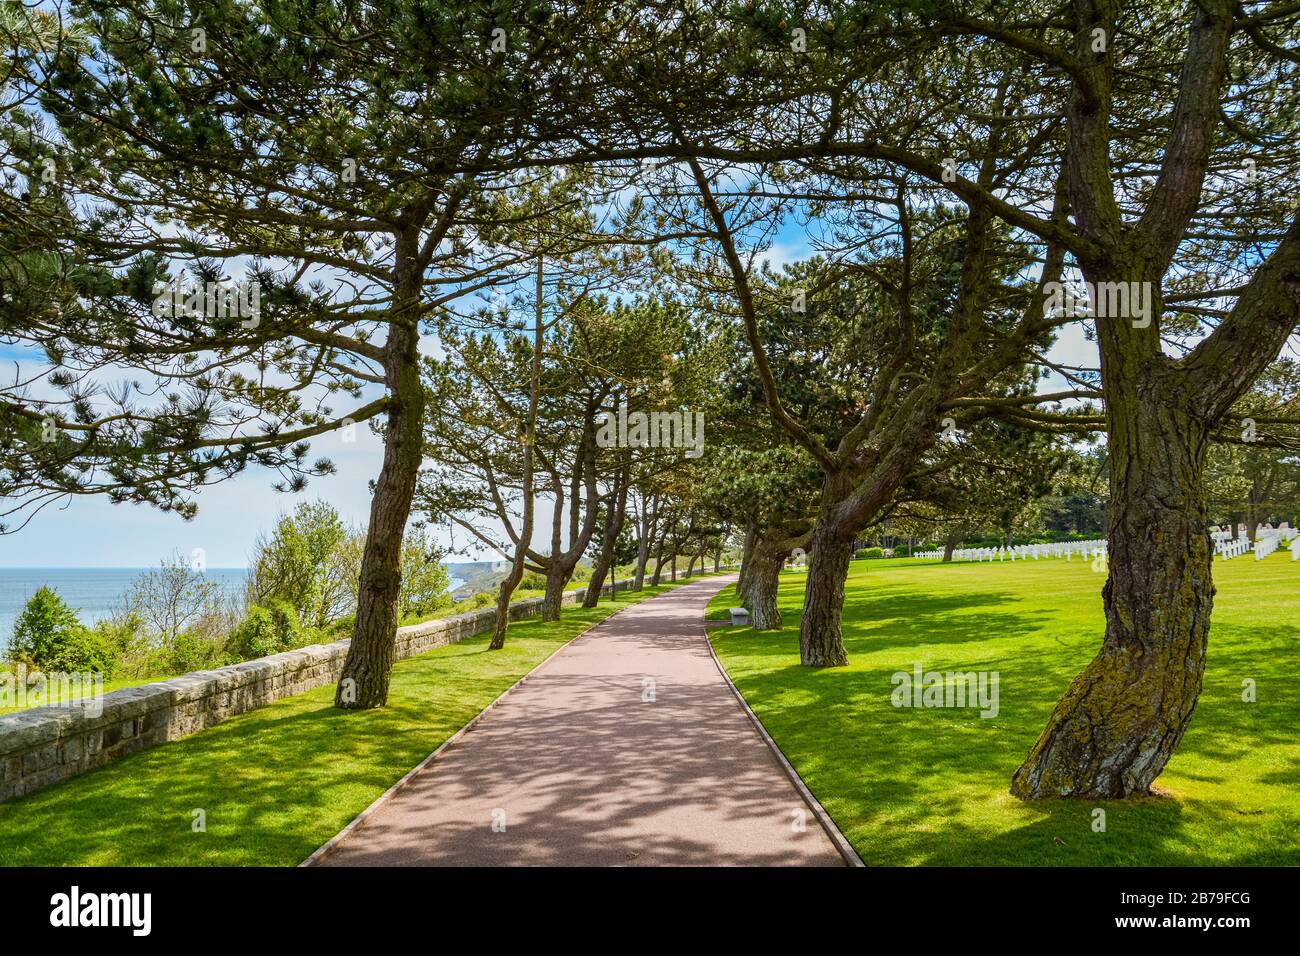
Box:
0 568 464 651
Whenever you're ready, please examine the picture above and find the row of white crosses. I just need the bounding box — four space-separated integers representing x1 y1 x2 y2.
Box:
1212 523 1298 561
920 525 1300 564
916 540 1108 562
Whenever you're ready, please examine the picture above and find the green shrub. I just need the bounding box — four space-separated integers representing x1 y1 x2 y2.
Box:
171 630 226 674
230 605 277 659
228 599 302 660
267 600 302 646
855 547 884 560
92 613 159 678
893 545 912 558
7 587 116 675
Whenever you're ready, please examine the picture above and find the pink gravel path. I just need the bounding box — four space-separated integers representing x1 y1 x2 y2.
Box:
312 575 845 866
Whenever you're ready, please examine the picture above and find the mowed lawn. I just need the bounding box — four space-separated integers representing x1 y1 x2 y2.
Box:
0 581 698 866
708 555 1300 866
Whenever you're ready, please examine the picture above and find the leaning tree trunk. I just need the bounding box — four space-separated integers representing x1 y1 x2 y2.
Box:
650 533 666 586
746 541 786 630
798 522 854 666
582 540 616 609
943 530 961 562
336 317 423 709
489 255 543 649
1012 372 1214 798
541 561 570 622
583 476 628 609
633 509 650 591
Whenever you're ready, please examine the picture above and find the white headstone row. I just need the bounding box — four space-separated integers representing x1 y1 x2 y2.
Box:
919 526 1300 566
915 540 1107 562
1216 537 1251 561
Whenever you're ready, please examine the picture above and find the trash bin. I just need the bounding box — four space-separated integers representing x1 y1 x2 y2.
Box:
729 607 749 626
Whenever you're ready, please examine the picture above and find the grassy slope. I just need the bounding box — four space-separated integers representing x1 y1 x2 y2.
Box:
707 555 1300 866
0 579 707 866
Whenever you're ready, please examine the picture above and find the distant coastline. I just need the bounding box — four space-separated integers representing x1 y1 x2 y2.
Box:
0 566 470 649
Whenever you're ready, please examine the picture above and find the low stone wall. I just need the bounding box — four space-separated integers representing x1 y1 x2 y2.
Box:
0 577 634 803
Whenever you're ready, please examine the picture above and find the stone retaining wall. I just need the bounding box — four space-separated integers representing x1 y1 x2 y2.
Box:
0 577 636 803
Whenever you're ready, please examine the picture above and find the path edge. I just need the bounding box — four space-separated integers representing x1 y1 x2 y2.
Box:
299 579 714 867
704 628 866 868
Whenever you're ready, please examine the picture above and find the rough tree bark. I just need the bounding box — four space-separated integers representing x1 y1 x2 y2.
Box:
1012 0 1300 797
798 521 855 665
1013 224 1300 797
745 540 787 630
1012 331 1215 797
336 236 424 709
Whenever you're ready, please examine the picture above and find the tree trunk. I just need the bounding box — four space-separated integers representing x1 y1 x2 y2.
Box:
1012 341 1214 798
713 549 721 573
746 541 786 630
798 523 853 666
583 471 628 609
633 499 653 591
488 255 543 650
541 561 568 622
943 529 961 562
735 524 757 603
336 304 423 709
650 533 666 587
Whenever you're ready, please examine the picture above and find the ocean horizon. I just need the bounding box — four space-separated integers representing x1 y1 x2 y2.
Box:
0 567 465 650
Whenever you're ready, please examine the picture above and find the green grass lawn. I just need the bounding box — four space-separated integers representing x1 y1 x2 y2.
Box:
707 554 1300 866
0 580 703 866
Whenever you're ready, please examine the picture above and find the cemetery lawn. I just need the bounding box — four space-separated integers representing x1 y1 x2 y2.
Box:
708 555 1300 866
0 580 703 866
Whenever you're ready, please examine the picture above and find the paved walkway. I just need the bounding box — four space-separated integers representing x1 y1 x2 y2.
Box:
313 575 845 866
